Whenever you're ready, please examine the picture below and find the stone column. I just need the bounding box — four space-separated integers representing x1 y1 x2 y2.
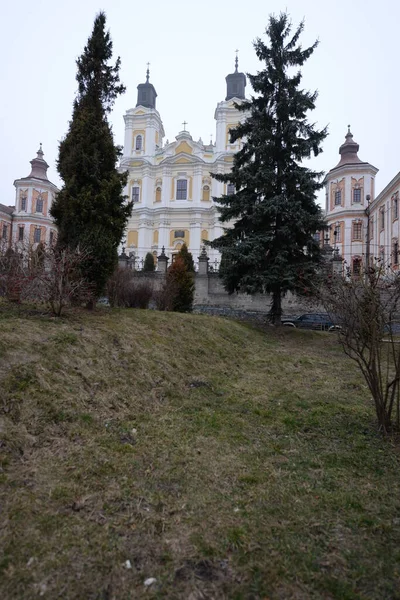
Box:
157 246 169 273
198 246 209 275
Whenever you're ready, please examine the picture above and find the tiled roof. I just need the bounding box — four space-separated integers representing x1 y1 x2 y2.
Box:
0 203 15 215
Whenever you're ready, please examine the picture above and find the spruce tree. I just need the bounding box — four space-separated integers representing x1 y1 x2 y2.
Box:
51 12 132 300
210 13 327 323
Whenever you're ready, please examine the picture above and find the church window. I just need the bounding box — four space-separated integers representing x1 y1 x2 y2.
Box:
21 196 27 211
393 241 399 265
335 190 341 205
174 230 185 239
202 185 210 201
380 207 385 230
34 228 41 243
49 231 54 245
353 221 362 241
227 183 235 195
155 186 162 202
136 135 143 151
18 226 24 241
334 224 341 244
393 194 398 219
353 188 361 203
2 224 8 240
176 179 187 200
132 186 140 203
36 195 43 213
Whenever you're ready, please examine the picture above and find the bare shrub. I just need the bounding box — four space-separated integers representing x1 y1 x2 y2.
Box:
0 243 94 316
321 265 400 434
106 268 153 309
106 267 134 308
153 280 177 311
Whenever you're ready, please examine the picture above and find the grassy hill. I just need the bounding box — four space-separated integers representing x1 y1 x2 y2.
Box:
1 305 400 599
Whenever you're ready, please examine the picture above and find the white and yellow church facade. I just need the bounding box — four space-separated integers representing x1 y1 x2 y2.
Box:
3 59 400 277
119 61 247 266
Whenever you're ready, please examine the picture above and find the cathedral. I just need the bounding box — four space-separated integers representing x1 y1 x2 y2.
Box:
119 59 246 267
2 58 400 276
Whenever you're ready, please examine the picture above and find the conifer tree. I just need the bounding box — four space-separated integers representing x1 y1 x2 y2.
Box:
177 243 195 272
51 12 132 300
143 252 155 272
210 13 327 323
166 257 195 313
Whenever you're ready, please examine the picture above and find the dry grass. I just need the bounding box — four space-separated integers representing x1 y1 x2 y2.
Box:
0 303 400 599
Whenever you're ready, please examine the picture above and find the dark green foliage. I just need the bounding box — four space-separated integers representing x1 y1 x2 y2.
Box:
50 12 132 299
143 252 155 272
166 257 195 313
177 243 195 272
209 13 327 323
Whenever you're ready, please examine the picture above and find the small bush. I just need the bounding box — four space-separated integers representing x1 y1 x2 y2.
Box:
125 281 153 309
164 256 195 313
143 252 155 272
106 268 153 309
107 267 134 308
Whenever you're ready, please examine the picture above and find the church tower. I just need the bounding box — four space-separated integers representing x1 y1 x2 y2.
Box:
215 54 247 153
324 127 378 272
122 66 165 160
13 145 58 245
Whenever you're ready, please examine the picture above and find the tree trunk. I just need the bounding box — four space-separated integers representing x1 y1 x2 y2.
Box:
270 288 282 325
86 298 95 310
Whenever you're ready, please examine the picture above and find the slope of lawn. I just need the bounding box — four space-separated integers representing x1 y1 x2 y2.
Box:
0 303 400 599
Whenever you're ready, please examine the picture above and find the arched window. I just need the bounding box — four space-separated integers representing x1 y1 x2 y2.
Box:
135 135 143 151
131 186 140 203
34 228 41 243
335 190 341 205
36 194 43 213
155 187 162 202
176 179 187 200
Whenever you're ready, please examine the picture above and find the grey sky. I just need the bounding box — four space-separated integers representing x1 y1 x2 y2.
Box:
1 0 397 208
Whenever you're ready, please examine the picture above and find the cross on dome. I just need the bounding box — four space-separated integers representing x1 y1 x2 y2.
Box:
182 120 188 131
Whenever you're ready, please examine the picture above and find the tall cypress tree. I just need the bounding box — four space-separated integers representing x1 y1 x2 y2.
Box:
210 13 327 323
51 12 132 299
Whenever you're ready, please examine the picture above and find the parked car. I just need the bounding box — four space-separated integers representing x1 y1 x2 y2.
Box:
281 313 341 331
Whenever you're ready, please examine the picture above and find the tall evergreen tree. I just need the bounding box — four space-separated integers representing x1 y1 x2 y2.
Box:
177 243 195 272
209 13 327 323
51 12 132 300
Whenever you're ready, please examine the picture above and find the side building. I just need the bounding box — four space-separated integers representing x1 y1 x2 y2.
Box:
0 145 58 249
324 129 400 274
119 60 247 267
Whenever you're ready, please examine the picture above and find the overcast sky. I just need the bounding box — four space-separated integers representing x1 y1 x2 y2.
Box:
1 0 397 208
